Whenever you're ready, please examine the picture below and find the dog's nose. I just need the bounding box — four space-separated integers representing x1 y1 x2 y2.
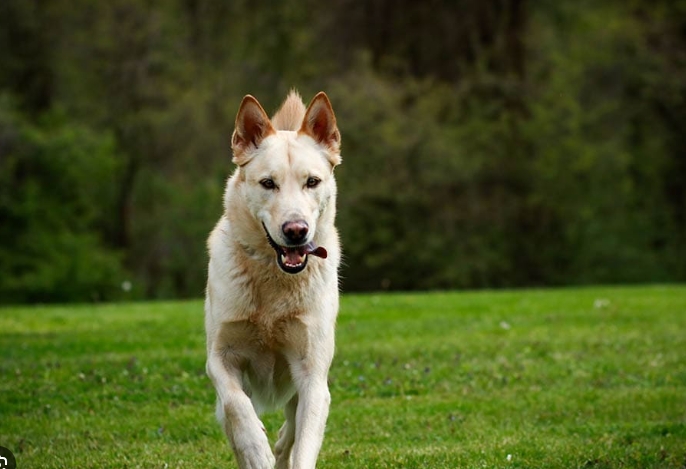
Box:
282 220 309 244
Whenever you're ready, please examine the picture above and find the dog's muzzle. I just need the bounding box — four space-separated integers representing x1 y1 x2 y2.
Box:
262 223 328 274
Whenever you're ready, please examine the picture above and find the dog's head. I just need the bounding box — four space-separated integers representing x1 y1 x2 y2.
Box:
229 91 341 274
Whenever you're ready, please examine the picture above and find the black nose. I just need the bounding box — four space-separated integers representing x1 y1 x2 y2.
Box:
282 220 309 244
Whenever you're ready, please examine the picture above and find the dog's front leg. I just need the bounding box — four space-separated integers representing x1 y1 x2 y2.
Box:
290 374 331 469
207 351 275 469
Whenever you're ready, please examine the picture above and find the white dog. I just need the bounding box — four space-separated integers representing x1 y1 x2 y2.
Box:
205 90 341 469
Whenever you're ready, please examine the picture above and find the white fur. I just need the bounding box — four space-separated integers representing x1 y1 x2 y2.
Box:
205 91 341 469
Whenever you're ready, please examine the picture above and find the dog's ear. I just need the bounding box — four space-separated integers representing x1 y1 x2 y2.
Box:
300 92 341 165
231 95 275 165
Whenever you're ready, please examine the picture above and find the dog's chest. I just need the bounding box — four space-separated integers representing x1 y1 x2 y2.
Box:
219 313 309 364
218 314 308 411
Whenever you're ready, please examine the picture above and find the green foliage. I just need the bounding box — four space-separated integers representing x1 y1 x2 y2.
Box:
331 3 686 291
0 97 126 302
522 4 686 284
1 0 685 301
1 286 685 467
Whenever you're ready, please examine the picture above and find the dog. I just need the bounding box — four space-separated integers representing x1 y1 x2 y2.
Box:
205 90 342 469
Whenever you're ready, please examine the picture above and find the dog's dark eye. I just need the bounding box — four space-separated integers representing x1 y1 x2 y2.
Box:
306 177 321 189
260 178 276 190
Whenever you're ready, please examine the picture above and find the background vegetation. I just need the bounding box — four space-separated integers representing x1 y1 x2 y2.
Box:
1 286 685 467
1 1 685 302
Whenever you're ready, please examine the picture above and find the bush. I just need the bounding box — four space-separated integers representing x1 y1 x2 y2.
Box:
0 96 127 302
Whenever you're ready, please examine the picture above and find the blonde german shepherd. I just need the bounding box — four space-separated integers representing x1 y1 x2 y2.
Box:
205 91 341 469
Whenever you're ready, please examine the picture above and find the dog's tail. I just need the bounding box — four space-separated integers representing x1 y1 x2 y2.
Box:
272 89 306 131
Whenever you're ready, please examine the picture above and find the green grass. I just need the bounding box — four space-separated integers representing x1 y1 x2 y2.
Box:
1 285 685 468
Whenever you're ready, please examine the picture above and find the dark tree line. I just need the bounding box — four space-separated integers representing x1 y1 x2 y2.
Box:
1 0 684 302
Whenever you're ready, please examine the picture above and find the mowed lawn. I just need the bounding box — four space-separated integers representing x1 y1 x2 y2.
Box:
1 286 685 468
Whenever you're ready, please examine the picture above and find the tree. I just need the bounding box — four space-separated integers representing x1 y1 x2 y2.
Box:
0 98 125 302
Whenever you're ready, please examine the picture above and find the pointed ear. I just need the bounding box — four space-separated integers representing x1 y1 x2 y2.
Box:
299 92 341 163
231 95 275 165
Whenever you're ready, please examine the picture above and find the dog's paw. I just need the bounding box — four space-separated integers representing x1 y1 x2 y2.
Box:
233 426 276 469
236 445 275 469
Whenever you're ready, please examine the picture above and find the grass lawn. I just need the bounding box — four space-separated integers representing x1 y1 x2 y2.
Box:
1 285 685 468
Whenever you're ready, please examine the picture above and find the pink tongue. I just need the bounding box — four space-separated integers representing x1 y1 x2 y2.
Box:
308 245 328 259
284 244 328 265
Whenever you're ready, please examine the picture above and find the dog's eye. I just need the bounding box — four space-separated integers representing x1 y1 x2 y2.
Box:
306 177 321 189
260 178 276 190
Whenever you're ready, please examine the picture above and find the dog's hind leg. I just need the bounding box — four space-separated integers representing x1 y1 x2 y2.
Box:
274 395 298 469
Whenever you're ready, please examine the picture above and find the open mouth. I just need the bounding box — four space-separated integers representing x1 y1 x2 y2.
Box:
262 223 328 274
